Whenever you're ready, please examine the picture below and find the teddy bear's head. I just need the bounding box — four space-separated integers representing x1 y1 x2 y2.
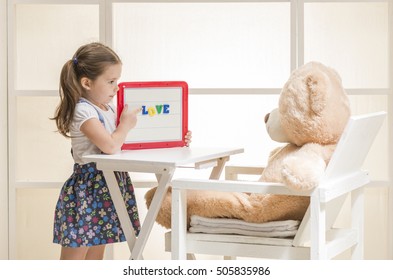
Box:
266 61 350 147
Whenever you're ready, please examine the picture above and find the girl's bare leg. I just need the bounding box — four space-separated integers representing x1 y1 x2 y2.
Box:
60 246 88 260
85 245 106 260
60 245 106 260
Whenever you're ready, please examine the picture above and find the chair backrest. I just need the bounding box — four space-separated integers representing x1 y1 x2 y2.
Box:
323 111 386 181
294 112 386 247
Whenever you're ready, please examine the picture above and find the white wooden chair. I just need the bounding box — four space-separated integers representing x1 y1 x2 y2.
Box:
168 112 386 260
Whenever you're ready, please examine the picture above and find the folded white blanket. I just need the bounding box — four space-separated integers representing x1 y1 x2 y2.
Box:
189 215 299 238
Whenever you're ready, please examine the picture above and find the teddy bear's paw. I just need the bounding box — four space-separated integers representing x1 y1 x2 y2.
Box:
281 156 326 191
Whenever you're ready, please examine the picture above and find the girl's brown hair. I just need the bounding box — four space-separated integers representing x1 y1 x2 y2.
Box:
52 42 121 137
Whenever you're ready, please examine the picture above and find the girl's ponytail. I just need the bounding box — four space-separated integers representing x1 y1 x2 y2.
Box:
53 59 83 137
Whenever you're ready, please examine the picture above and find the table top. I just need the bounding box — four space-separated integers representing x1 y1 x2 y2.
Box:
84 146 244 168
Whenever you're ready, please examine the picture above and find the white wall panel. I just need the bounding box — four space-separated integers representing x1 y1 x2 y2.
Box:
15 4 99 90
113 2 291 88
16 97 74 181
304 2 389 88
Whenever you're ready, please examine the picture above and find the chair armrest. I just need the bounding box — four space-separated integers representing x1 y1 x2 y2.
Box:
172 170 369 201
171 178 311 196
225 165 265 180
319 170 369 202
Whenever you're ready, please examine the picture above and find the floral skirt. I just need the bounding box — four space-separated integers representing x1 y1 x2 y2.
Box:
53 162 140 247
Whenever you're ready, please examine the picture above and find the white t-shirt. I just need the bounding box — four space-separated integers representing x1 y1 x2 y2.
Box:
70 98 117 164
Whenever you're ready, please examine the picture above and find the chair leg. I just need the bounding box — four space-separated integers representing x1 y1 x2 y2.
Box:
351 188 364 259
310 195 327 260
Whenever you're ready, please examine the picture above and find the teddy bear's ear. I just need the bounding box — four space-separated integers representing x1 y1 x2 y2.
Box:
306 70 328 115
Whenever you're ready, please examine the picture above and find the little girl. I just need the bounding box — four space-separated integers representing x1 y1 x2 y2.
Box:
52 42 142 260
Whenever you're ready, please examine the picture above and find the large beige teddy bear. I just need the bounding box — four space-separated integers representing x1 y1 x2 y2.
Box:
145 61 351 229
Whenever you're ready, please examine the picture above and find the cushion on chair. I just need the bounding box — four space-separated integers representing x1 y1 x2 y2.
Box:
189 215 299 238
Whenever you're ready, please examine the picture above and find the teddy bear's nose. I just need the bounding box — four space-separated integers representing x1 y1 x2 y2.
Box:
264 113 270 124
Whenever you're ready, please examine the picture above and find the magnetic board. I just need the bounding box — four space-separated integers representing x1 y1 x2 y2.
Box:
117 81 188 150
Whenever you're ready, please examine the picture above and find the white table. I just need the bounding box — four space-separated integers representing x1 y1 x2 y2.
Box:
84 146 243 260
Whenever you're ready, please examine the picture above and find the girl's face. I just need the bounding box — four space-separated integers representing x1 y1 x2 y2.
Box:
82 63 122 109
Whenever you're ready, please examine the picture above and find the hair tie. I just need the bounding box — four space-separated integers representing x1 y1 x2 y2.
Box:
72 56 78 65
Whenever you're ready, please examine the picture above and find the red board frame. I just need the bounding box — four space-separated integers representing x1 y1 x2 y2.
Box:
117 81 188 150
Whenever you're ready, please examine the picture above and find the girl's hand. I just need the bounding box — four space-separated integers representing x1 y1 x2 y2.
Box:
185 130 192 147
119 104 141 131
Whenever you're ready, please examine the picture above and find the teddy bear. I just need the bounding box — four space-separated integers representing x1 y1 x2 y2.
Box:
145 61 351 229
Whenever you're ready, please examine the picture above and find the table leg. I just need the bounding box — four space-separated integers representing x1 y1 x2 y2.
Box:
102 170 137 253
130 167 175 260
209 156 230 179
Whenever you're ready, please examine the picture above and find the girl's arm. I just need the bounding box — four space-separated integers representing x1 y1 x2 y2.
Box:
81 104 140 154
